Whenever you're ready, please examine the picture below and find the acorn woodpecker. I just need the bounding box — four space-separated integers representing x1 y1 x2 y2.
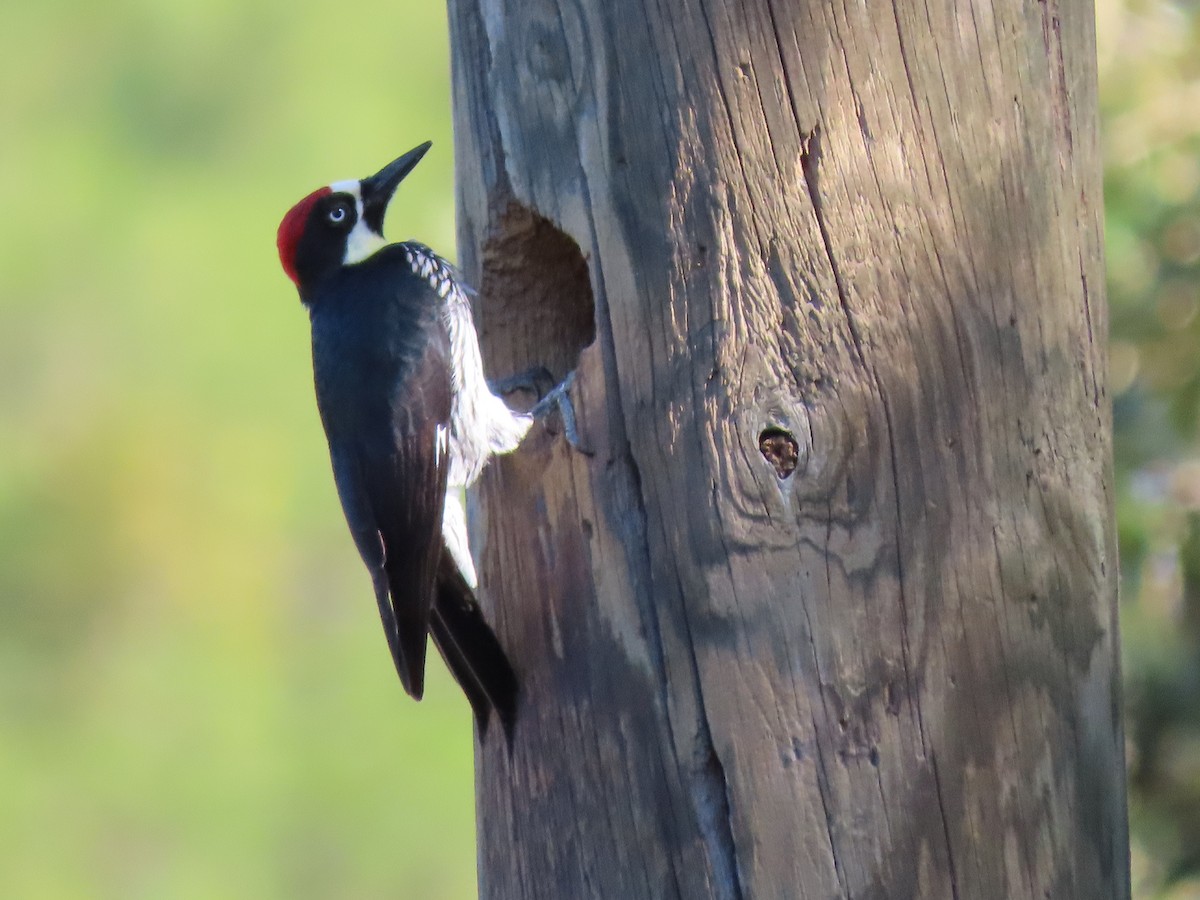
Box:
275 142 553 737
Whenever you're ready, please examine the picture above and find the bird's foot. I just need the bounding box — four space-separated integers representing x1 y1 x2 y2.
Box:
531 371 590 454
492 367 590 455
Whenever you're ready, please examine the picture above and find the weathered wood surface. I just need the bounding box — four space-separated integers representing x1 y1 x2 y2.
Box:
447 0 1129 896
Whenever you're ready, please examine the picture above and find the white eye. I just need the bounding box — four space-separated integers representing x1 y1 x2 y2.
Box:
326 201 352 226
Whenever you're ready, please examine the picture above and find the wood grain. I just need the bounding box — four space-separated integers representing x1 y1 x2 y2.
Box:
447 0 1129 896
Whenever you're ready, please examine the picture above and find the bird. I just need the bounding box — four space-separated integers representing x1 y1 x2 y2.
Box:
275 142 569 738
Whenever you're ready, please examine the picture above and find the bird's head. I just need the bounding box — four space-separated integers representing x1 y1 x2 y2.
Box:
276 141 432 290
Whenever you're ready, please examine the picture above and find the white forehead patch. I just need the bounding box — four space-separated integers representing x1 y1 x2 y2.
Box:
329 180 388 266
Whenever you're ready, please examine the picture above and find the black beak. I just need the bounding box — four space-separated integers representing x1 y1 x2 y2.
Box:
360 141 432 234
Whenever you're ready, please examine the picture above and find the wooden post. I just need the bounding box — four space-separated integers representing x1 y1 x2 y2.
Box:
447 0 1129 896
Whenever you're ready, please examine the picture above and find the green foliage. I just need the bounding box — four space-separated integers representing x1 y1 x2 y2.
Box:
0 0 475 897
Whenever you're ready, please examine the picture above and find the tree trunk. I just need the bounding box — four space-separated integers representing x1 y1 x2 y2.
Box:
447 0 1129 897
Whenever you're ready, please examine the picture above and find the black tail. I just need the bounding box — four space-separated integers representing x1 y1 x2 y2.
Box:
430 552 519 743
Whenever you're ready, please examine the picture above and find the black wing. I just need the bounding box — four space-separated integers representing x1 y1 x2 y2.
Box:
430 548 519 740
326 335 452 701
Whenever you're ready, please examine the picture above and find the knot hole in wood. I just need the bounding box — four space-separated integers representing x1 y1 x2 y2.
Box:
759 427 800 479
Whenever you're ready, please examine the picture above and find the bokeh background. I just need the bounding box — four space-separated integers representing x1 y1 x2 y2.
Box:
0 1 475 897
1105 0 1200 895
0 0 1196 896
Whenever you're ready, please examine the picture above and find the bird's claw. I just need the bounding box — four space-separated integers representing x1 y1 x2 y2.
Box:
492 366 591 455
530 371 591 455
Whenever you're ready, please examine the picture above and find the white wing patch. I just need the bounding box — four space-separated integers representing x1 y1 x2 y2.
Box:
398 242 536 591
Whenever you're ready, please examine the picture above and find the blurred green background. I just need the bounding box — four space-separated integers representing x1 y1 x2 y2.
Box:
0 0 474 897
1 0 1198 896
1105 1 1200 896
